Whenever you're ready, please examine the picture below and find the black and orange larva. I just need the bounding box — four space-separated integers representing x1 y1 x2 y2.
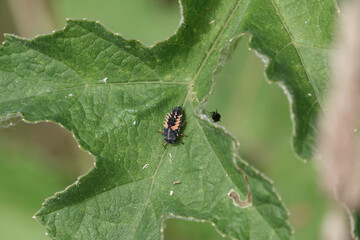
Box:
161 106 184 145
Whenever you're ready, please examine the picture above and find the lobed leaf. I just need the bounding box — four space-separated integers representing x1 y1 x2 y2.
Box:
0 0 337 239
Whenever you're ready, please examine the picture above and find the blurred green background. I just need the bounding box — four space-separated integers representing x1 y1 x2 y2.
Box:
0 0 327 239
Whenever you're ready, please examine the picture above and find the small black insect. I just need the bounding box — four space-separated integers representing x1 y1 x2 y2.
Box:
209 110 221 122
159 106 185 146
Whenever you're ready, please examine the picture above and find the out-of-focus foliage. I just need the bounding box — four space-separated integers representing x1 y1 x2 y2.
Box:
0 136 69 240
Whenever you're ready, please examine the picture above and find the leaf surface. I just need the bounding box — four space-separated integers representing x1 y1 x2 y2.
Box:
0 0 336 239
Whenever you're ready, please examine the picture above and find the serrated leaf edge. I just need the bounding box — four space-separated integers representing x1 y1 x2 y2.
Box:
0 0 295 238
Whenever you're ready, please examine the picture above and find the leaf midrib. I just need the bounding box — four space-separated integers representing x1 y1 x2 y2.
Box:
130 0 244 238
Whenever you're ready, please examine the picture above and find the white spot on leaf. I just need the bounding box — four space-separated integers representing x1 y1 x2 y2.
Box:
170 190 174 196
169 153 173 163
142 163 149 169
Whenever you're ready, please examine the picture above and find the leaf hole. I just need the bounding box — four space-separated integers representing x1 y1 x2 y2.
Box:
53 0 181 46
0 119 95 237
0 120 94 180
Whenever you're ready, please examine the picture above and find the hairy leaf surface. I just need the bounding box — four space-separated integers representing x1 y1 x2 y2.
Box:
0 0 336 239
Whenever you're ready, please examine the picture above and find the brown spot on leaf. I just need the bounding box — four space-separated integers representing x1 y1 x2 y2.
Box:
228 190 252 208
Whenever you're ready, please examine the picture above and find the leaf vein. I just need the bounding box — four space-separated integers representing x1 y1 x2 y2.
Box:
0 82 187 105
35 178 150 217
130 148 169 240
183 0 243 104
269 0 324 110
195 114 285 239
71 21 163 82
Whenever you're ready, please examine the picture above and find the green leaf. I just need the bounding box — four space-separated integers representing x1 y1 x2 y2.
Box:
0 0 336 239
354 211 360 239
241 0 337 159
